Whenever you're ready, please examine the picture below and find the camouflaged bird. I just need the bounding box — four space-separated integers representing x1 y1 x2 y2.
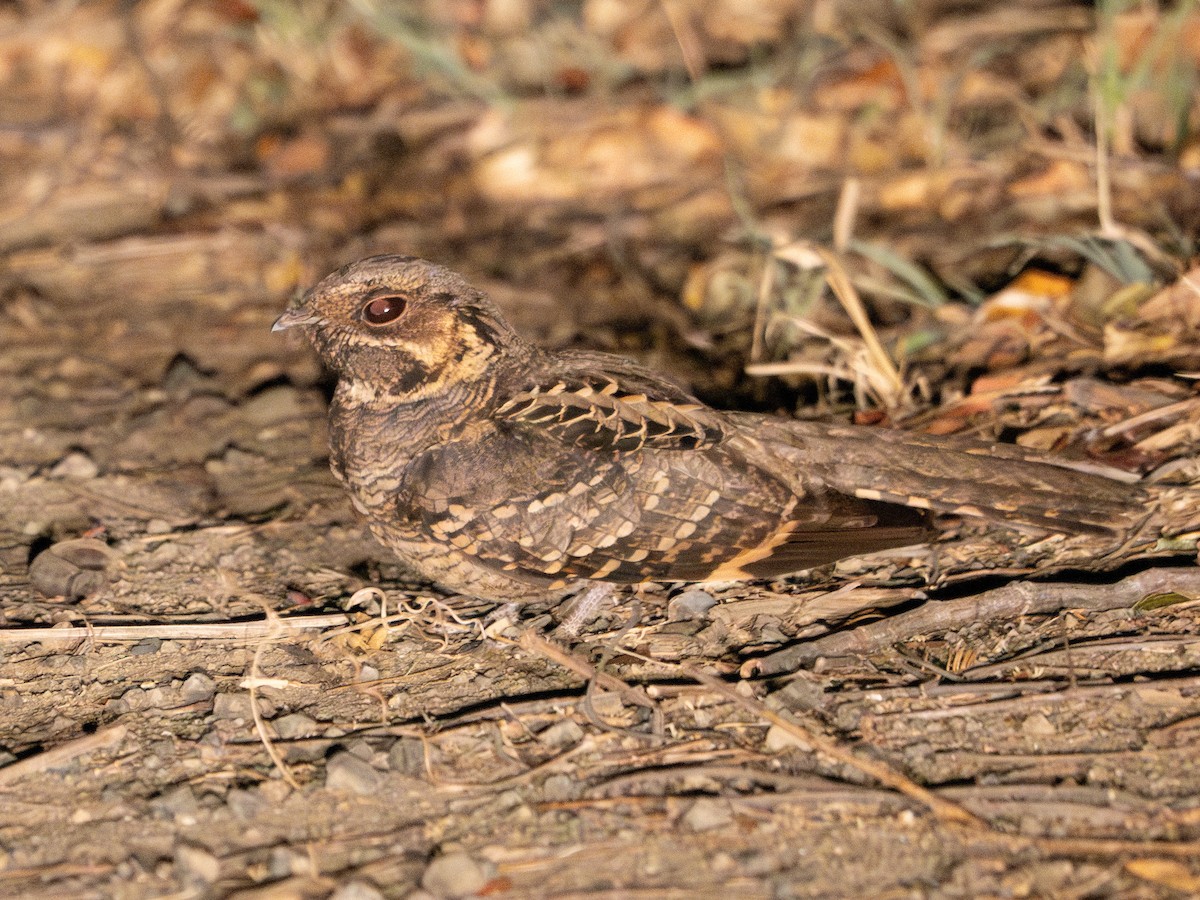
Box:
274 255 1146 603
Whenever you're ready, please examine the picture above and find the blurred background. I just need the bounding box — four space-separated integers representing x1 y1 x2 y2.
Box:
4 0 1198 418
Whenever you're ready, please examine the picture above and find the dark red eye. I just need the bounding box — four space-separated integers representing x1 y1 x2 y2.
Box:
361 294 407 325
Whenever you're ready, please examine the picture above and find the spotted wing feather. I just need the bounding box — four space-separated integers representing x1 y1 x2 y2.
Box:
496 373 728 453
394 379 931 589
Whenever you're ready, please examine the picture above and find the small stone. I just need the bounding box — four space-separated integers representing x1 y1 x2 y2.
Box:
267 846 298 879
225 788 266 821
420 851 490 899
28 538 115 600
539 719 584 750
143 687 171 709
180 672 215 703
153 784 199 823
175 843 220 887
0 465 31 489
142 542 181 571
146 518 173 534
119 687 148 711
1022 713 1057 736
212 693 256 721
325 750 382 795
49 451 99 480
241 385 304 426
763 724 809 752
258 779 292 804
668 589 717 621
711 851 737 874
272 712 318 740
130 638 162 656
345 738 375 760
494 789 525 812
104 697 130 716
682 797 733 831
329 881 385 900
541 773 575 802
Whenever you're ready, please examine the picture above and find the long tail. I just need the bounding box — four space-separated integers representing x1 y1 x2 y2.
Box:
732 415 1150 536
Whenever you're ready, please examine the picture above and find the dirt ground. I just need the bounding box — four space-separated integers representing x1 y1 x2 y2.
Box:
3 1 1200 897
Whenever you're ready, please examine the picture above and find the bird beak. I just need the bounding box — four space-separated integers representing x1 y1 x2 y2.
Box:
272 307 321 332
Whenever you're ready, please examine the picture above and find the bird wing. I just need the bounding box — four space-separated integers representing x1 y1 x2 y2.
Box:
397 429 931 588
494 366 731 453
392 353 933 588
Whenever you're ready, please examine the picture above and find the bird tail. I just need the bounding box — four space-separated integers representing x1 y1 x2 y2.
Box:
733 414 1150 536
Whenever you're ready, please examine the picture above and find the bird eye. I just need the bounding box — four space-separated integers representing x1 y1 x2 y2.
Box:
361 294 407 326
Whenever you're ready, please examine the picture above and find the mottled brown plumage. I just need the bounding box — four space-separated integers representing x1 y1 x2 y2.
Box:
274 255 1147 602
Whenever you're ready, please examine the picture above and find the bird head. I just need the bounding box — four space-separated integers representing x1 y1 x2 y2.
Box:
274 255 524 402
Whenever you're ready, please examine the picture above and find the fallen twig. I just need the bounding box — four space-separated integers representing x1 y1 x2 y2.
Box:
679 663 986 829
0 614 351 644
0 724 128 785
745 567 1200 677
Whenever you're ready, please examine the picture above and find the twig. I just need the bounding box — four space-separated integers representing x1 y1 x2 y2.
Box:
774 242 904 403
1092 70 1117 237
832 177 861 253
658 0 704 81
0 724 128 785
1101 397 1200 439
0 614 351 644
744 568 1200 677
515 630 661 721
678 663 985 828
248 609 301 789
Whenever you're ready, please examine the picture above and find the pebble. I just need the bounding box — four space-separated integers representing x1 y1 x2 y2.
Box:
345 738 375 761
539 719 584 750
325 750 382 795
540 773 575 802
174 843 220 888
225 788 266 821
272 712 319 740
28 538 116 600
241 385 304 426
180 672 216 703
763 724 809 752
212 692 257 721
258 779 293 804
1022 713 1057 736
267 846 300 879
682 797 733 831
153 784 199 822
420 851 490 899
668 589 717 621
118 687 148 711
130 638 162 656
329 882 385 900
49 451 99 480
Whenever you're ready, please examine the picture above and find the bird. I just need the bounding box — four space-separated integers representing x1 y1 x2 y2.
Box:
273 254 1147 605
